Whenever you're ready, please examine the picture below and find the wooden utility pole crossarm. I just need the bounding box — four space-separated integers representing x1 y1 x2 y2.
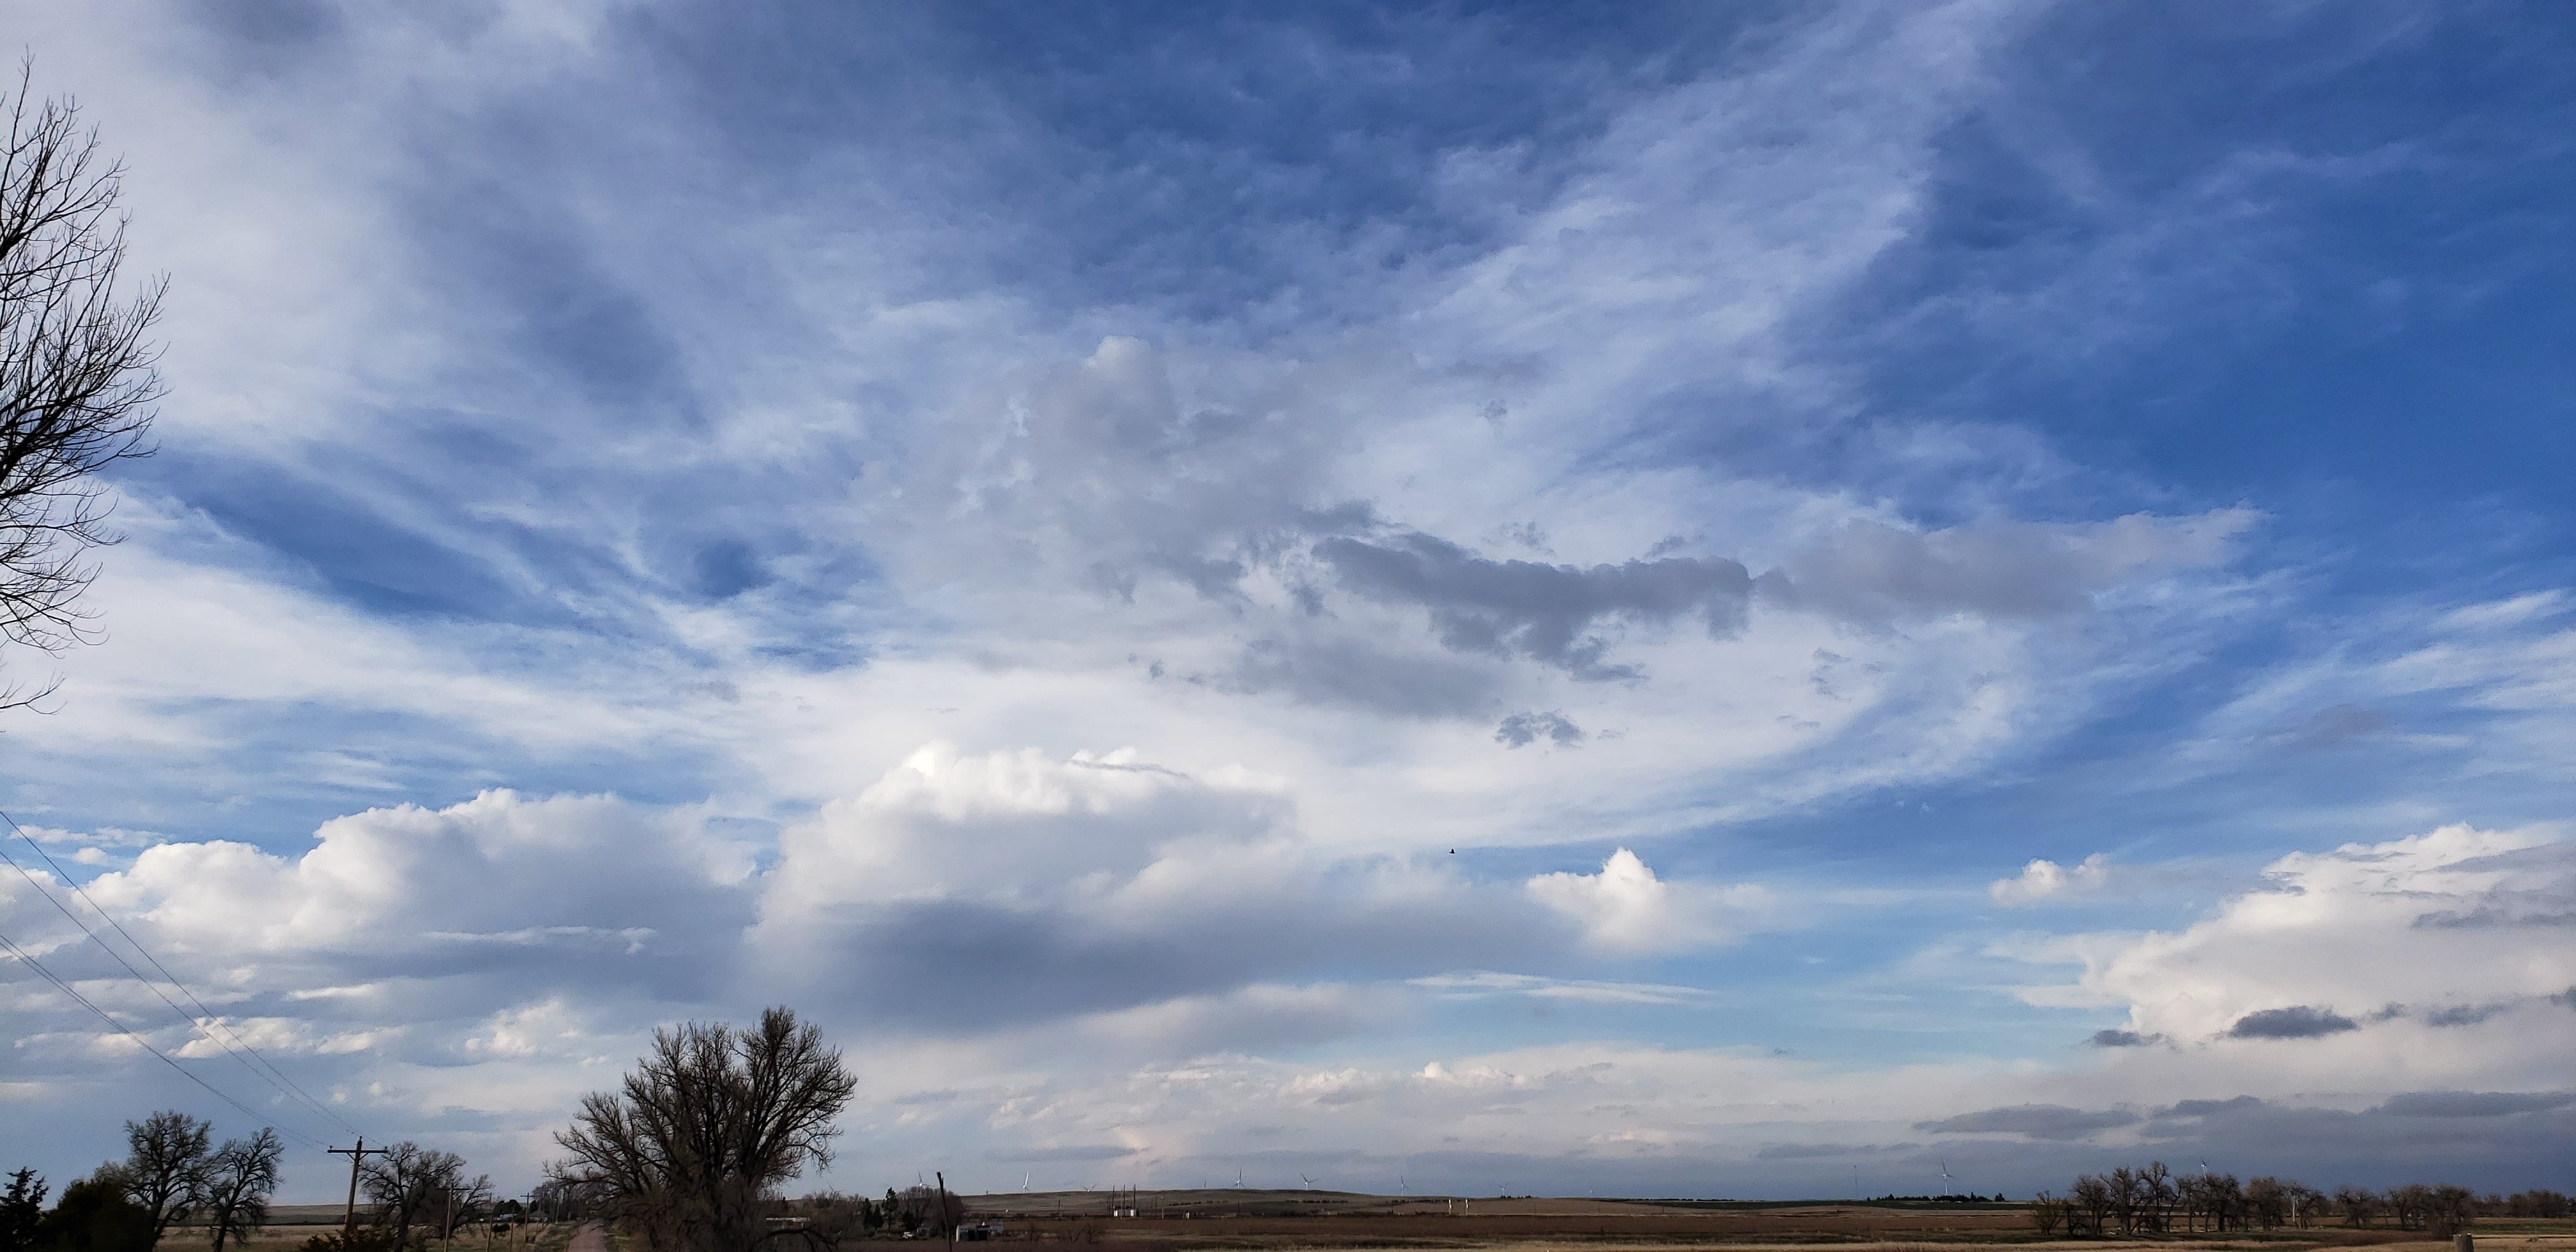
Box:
330 1140 388 1233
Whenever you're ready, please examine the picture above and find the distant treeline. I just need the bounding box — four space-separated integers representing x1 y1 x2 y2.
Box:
2030 1163 2572 1239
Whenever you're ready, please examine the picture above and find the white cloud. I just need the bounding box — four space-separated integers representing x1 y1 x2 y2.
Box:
1526 848 1769 954
2007 824 2576 1094
1989 852 2113 904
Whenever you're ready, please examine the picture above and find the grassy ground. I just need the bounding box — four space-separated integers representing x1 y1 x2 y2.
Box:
155 1199 2576 1252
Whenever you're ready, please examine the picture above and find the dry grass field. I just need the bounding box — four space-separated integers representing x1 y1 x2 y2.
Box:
933 1192 2576 1252
153 1194 2576 1252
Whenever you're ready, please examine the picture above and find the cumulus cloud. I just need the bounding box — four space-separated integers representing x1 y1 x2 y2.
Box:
753 748 1777 1031
1989 853 2112 904
2011 824 2576 1095
1524 849 1766 954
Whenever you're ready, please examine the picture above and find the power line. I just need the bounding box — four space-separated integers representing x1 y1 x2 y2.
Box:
0 826 358 1140
0 812 361 1136
0 928 327 1150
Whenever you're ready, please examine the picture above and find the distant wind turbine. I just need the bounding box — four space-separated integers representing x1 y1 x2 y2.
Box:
1301 1175 1317 1191
1940 1160 1954 1195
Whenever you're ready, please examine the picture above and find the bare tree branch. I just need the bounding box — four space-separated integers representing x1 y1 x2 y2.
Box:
0 60 163 710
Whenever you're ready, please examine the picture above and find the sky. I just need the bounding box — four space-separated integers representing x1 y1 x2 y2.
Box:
3 0 2573 1204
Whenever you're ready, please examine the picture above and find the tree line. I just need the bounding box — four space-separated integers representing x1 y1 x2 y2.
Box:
5 1008 866 1252
2029 1161 2571 1238
0 1113 530 1252
3 1114 281 1252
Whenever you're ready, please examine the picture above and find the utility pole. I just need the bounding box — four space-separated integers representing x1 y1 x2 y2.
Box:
935 1172 953 1249
329 1140 388 1233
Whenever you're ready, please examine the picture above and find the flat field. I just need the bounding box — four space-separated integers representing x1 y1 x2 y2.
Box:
153 1195 2576 1252
929 1191 2576 1252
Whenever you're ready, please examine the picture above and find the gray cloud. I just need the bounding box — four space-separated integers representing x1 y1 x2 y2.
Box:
2225 1005 2358 1039
984 1144 1140 1162
1495 710 1584 749
2159 1096 2266 1118
1214 632 1499 718
1913 1104 2140 1140
1316 531 1752 680
2373 1090 2576 1119
1760 514 2242 625
2087 1028 2161 1048
1754 1141 1913 1159
2424 1002 2515 1028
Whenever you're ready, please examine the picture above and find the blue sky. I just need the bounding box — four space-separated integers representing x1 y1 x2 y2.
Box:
3 0 2572 1203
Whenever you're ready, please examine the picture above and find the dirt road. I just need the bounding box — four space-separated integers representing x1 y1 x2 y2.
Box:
566 1223 609 1252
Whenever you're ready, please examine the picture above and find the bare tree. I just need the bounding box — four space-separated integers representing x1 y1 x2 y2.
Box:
199 1129 283 1252
115 1110 213 1239
2285 1182 2327 1228
2027 1191 2068 1237
2069 1174 2113 1237
551 1007 856 1252
0 63 163 710
362 1143 470 1246
2389 1184 2433 1231
2106 1166 2140 1235
2334 1185 2379 1227
2246 1177 2288 1230
424 1173 495 1242
2140 1162 2175 1232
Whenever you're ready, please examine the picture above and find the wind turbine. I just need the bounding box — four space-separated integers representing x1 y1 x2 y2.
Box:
1300 1175 1317 1191
1940 1159 1955 1197
1021 1173 1031 1193
1234 1168 1245 1189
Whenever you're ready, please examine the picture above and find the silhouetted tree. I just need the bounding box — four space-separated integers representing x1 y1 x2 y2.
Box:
2246 1177 2288 1230
550 1007 856 1252
2028 1191 2069 1237
199 1130 283 1252
0 63 164 710
2140 1163 2175 1232
2285 1182 2326 1228
361 1143 470 1245
2 1170 45 1252
2426 1185 2476 1239
2335 1185 2379 1227
33 1173 153 1252
2070 1175 2113 1237
422 1172 494 1242
114 1111 213 1240
2389 1184 2433 1231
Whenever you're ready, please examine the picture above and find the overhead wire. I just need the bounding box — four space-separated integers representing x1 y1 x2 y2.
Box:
0 818 361 1140
0 928 328 1150
0 811 362 1136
